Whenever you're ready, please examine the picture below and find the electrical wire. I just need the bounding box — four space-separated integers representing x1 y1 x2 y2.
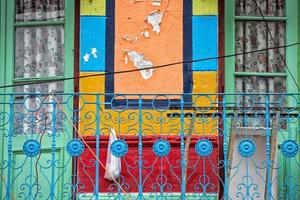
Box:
253 0 300 91
50 94 130 199
0 42 299 89
2 3 298 199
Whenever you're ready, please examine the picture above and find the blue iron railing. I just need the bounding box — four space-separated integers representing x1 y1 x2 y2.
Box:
0 93 299 200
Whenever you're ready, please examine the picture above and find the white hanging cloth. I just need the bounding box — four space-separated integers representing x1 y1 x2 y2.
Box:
104 127 121 181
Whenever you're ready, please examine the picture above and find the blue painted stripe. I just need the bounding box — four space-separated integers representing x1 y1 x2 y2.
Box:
105 0 115 102
80 16 106 72
192 16 218 71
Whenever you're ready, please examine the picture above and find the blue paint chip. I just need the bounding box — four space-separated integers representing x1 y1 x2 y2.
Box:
80 16 106 72
192 16 218 71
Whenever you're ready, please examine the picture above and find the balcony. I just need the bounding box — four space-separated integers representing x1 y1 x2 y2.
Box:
0 93 299 199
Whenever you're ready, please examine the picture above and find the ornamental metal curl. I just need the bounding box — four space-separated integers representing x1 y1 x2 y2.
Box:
238 139 256 157
23 139 40 157
281 140 298 158
152 139 171 157
111 140 128 158
66 139 84 157
0 93 299 199
195 139 213 157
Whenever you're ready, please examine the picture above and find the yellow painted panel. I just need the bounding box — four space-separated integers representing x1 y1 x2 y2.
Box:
193 0 218 15
78 72 218 136
193 71 217 110
192 71 218 135
79 72 105 135
80 108 218 136
79 72 105 93
80 0 105 16
193 71 218 101
193 71 218 94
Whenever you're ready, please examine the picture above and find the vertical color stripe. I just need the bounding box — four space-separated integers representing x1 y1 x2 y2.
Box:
80 0 106 16
80 16 106 72
193 0 218 15
192 16 218 71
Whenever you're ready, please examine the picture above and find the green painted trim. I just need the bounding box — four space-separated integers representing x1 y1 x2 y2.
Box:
60 1 75 196
225 0 299 94
6 0 75 93
299 1 300 89
79 193 218 200
234 16 287 21
62 1 75 196
64 0 75 93
14 20 65 27
0 1 75 198
224 0 235 104
234 72 287 77
5 0 14 93
225 1 300 197
285 0 300 191
0 1 6 198
10 142 68 199
299 1 300 90
13 76 65 83
286 0 299 93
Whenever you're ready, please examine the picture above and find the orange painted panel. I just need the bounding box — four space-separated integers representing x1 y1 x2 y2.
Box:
114 0 183 96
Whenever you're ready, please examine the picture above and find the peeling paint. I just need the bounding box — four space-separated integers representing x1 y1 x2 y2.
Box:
121 35 138 43
152 0 161 6
126 51 154 80
83 53 90 62
91 48 98 58
132 0 143 4
146 11 163 34
141 30 150 38
124 57 128 64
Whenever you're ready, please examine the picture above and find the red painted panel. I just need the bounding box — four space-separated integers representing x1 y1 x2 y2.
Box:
78 136 219 193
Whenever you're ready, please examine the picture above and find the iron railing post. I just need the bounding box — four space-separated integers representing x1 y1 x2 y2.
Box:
95 94 100 200
180 96 185 199
222 96 228 200
138 96 143 199
265 95 271 200
5 95 13 200
50 98 57 200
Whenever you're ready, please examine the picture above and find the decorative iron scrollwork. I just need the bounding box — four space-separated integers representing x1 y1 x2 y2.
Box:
281 140 298 158
111 140 128 158
195 139 213 157
238 139 256 157
67 139 84 157
23 139 40 157
153 139 171 157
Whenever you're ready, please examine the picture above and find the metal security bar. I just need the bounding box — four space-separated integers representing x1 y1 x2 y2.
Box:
0 93 299 200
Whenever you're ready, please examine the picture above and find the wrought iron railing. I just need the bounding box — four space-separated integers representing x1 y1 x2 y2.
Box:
0 93 299 200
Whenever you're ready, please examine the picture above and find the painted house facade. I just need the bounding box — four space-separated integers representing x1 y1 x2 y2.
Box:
0 0 300 199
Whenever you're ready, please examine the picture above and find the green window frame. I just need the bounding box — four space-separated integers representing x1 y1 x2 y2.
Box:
224 1 300 196
0 0 75 94
0 1 75 198
225 0 299 96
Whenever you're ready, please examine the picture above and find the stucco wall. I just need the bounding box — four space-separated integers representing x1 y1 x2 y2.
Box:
79 0 219 135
